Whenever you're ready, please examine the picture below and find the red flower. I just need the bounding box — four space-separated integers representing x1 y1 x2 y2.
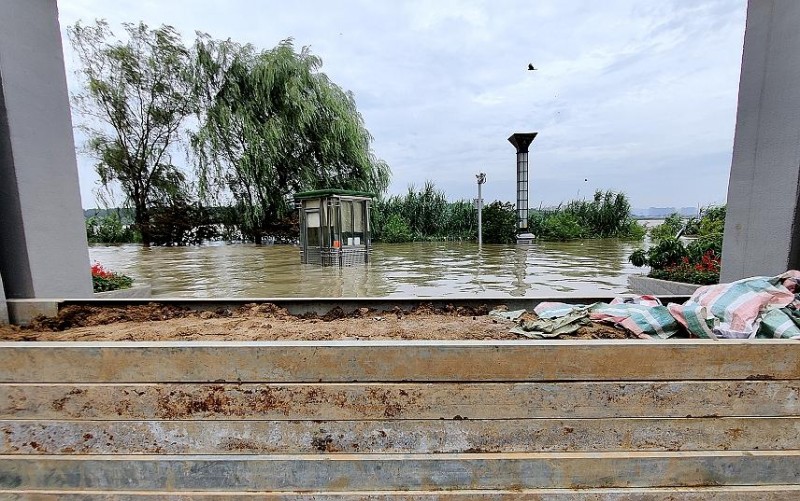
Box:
91 262 113 279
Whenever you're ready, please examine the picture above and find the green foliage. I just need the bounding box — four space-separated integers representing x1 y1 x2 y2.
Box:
686 233 723 263
148 200 220 246
86 212 139 243
633 237 688 269
381 214 413 243
443 200 477 240
91 263 133 292
482 201 517 244
629 249 648 268
371 182 476 242
535 211 584 241
622 219 647 240
529 190 643 241
628 206 726 285
650 213 685 242
372 186 642 244
649 250 720 285
191 37 389 243
684 205 726 238
69 21 196 246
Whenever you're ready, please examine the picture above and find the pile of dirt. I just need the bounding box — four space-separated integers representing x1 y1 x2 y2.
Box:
27 303 195 331
0 302 637 342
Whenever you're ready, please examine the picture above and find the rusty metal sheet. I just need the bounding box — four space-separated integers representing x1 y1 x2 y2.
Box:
1 381 799 421
2 340 800 383
2 417 799 455
0 452 799 491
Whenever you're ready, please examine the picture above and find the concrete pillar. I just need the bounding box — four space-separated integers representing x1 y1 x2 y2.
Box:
721 0 800 281
0 0 92 299
0 272 7 324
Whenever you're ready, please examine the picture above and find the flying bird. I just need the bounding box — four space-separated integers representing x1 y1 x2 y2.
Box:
527 63 537 71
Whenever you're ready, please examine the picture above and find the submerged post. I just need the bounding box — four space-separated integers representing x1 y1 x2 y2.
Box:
476 172 486 246
508 132 538 244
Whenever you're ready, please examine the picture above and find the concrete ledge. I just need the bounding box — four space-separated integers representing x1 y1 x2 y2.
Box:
628 275 702 296
93 283 151 299
3 417 798 455
3 381 795 420
0 381 800 421
5 300 59 326
0 451 798 490
2 486 800 500
2 341 800 383
2 487 800 500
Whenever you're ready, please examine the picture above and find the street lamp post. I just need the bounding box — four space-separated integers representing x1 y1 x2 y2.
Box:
476 172 486 246
508 132 538 244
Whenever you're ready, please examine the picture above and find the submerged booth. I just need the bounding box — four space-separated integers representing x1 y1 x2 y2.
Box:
295 189 374 266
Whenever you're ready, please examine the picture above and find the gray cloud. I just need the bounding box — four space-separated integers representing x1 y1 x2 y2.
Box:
57 0 747 210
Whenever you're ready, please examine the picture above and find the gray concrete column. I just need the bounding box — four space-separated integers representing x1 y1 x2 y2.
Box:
0 272 8 324
721 0 800 281
0 0 92 299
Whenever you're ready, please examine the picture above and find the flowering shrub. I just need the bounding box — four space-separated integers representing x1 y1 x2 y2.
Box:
91 262 133 293
648 250 721 285
629 235 722 285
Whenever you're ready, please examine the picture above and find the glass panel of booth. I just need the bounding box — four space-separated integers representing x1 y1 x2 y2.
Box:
328 198 338 248
352 201 365 245
341 200 354 245
304 199 322 247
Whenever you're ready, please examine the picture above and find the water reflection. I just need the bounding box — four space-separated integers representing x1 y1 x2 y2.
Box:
88 240 642 298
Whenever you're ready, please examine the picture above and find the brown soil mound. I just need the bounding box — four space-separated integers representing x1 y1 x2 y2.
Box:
0 302 637 342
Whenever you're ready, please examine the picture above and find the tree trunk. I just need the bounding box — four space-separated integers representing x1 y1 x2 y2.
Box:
135 204 152 248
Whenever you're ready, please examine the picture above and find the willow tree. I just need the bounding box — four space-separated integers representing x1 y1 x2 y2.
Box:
191 37 390 243
69 21 195 246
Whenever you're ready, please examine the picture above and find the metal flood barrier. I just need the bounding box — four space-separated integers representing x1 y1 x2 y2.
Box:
1 296 799 497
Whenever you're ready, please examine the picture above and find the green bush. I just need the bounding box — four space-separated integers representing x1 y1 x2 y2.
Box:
622 219 647 240
381 214 413 243
649 250 720 285
650 213 684 242
686 233 723 263
529 190 643 241
371 181 476 242
86 212 139 243
685 205 726 237
91 263 133 293
538 211 584 241
628 205 725 285
635 237 688 269
371 185 643 244
482 201 517 244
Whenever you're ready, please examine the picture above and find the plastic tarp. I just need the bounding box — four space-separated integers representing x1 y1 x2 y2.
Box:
668 270 800 339
492 271 800 340
513 303 593 338
532 297 681 340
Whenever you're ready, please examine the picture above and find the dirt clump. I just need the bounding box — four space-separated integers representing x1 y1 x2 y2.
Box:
27 303 192 331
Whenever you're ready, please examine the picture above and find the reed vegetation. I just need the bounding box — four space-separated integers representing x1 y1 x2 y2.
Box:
528 190 645 241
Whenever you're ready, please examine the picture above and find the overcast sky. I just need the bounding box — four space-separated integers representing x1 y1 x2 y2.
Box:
57 0 747 210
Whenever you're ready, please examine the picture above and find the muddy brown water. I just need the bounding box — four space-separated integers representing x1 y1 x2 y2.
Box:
88 240 644 298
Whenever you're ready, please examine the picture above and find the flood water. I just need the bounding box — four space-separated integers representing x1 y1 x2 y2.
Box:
89 239 645 298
